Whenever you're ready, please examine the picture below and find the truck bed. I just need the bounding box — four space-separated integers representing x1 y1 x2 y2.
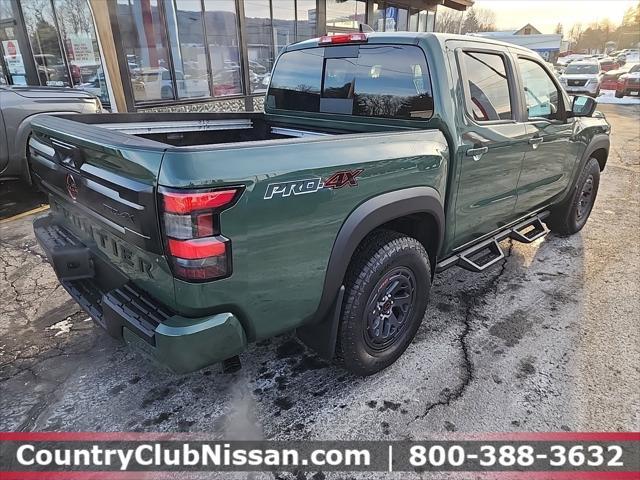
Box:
54 112 337 148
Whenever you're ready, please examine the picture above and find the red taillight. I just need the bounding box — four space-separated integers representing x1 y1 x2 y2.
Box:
168 238 227 259
318 33 367 45
160 187 243 282
163 189 238 214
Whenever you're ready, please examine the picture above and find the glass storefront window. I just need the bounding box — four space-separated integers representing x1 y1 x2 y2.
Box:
409 10 418 32
273 0 295 54
326 0 365 31
53 0 110 103
116 0 174 102
372 2 384 32
396 7 408 31
416 10 435 32
204 0 243 97
21 0 70 88
244 0 272 94
296 0 316 42
418 10 427 32
427 10 436 32
164 0 210 99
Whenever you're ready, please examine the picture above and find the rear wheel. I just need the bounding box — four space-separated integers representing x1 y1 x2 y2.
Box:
615 89 625 98
336 230 431 376
546 158 600 236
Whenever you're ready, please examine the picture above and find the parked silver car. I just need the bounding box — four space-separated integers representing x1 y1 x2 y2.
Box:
559 61 602 97
0 86 102 182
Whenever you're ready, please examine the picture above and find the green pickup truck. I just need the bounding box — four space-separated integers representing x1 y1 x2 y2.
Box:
30 33 610 376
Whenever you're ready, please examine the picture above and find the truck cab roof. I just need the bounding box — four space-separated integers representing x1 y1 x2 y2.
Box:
286 32 539 56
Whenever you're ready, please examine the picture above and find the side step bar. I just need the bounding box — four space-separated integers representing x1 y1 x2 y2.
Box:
437 213 549 273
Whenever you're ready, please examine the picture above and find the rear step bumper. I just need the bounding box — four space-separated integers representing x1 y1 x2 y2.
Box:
33 214 247 373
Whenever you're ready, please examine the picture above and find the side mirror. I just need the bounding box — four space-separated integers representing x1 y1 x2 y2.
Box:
570 95 597 117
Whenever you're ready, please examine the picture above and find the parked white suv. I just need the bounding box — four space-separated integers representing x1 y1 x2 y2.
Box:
559 61 602 97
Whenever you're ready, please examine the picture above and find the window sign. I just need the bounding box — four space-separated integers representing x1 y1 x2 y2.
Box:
2 38 27 84
68 34 95 67
384 6 397 31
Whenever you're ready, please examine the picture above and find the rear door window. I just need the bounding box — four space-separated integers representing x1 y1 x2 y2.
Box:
460 51 513 122
267 44 433 120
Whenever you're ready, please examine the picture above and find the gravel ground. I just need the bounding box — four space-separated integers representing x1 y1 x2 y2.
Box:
0 104 638 479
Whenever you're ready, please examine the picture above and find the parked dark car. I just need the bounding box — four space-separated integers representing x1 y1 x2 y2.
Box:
0 86 102 182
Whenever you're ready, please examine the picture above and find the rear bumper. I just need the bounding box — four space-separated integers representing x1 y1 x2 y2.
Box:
33 214 247 373
617 84 640 93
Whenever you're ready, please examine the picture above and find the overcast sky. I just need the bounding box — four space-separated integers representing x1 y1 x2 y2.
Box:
473 0 637 33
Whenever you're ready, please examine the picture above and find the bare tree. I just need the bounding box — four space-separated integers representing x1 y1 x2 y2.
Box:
434 8 465 34
473 7 497 32
568 23 583 47
436 6 496 34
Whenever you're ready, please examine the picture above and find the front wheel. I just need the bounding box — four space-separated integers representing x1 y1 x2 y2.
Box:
336 230 431 376
546 158 600 236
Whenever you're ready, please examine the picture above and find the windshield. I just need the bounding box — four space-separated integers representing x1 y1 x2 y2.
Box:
565 64 599 74
630 65 640 73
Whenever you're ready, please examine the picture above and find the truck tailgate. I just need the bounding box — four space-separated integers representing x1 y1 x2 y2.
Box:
28 115 174 304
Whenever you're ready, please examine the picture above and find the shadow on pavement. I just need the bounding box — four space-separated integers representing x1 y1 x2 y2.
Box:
0 180 48 221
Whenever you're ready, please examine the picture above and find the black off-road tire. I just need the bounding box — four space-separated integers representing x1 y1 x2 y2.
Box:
546 157 600 236
336 230 431 376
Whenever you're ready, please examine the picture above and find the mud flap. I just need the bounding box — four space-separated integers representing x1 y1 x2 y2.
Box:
297 285 345 361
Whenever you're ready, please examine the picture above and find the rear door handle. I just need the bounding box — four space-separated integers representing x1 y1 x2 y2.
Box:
528 137 544 149
466 146 488 161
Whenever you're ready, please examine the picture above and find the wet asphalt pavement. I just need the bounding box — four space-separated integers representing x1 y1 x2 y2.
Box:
0 104 639 479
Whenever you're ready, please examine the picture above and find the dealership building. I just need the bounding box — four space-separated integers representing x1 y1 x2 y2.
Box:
0 0 471 113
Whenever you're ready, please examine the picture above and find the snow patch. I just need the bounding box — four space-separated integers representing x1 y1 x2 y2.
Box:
596 89 640 105
49 318 73 337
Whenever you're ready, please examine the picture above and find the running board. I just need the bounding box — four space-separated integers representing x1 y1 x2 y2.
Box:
458 238 505 273
509 217 547 243
437 213 549 273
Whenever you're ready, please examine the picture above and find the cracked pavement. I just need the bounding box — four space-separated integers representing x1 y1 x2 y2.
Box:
1 104 638 478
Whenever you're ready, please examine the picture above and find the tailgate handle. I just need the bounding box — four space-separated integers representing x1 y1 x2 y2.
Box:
51 138 85 169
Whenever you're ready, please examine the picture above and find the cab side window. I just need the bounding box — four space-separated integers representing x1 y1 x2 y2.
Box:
461 51 513 122
517 57 561 120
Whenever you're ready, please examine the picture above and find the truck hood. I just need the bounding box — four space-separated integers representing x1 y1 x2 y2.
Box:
2 85 98 100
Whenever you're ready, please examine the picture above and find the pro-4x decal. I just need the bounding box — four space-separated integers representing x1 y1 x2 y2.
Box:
264 169 364 200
